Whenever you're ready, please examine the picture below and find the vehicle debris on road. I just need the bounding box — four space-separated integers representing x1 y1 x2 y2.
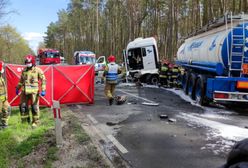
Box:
142 102 159 106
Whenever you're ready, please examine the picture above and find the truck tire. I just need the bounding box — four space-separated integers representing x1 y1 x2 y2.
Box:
145 74 159 85
188 73 197 100
195 75 208 106
182 71 190 95
150 75 159 85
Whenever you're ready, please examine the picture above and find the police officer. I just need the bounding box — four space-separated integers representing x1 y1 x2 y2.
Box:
103 55 122 105
159 61 169 87
16 55 46 127
0 61 10 128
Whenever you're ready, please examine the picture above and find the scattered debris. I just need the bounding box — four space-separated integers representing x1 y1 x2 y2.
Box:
142 102 159 106
159 114 168 119
168 118 177 123
115 95 127 105
106 122 118 126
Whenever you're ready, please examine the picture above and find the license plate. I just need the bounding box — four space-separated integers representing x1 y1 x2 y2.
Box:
243 64 248 74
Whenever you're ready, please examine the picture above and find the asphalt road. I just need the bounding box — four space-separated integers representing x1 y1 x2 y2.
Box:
71 83 248 168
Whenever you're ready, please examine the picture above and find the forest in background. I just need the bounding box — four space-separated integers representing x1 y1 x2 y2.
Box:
0 0 33 64
1 0 248 64
44 0 248 63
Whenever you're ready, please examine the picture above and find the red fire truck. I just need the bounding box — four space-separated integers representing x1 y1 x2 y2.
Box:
37 48 61 65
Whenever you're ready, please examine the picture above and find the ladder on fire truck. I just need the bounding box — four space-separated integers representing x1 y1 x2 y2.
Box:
227 12 246 77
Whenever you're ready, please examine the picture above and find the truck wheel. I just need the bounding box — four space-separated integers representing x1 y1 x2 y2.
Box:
188 73 196 100
195 75 208 106
150 75 159 85
182 72 190 95
145 75 158 85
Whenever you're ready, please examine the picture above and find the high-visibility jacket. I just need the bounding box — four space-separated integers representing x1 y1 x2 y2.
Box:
171 67 180 79
0 76 7 101
104 63 121 84
17 66 46 94
159 65 169 78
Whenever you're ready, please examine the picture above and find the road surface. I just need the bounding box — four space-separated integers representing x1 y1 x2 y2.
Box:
69 83 248 168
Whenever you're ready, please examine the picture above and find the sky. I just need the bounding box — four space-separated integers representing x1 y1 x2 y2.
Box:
7 0 69 53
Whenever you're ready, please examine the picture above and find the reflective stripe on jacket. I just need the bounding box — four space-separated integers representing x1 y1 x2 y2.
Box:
171 68 179 79
17 67 46 94
160 66 169 75
0 77 6 101
106 63 118 83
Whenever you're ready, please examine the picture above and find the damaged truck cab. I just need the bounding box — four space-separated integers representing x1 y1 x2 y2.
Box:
124 37 160 84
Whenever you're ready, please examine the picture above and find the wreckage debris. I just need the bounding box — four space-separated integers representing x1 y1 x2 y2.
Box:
115 95 127 105
106 122 118 126
168 118 176 123
159 114 168 119
142 102 159 106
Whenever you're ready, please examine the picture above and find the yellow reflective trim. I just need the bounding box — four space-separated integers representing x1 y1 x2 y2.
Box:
21 116 29 119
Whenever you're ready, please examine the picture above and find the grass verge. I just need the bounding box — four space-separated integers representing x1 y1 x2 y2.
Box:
0 107 54 168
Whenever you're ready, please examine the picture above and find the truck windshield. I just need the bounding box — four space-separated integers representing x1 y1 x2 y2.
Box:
127 48 143 70
46 52 60 58
80 57 95 64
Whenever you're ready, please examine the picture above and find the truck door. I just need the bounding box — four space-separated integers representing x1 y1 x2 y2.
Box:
142 46 156 70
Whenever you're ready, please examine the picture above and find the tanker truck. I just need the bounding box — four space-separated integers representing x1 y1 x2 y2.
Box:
176 13 248 106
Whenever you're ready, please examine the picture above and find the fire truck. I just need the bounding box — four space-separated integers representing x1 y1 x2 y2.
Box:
37 48 62 65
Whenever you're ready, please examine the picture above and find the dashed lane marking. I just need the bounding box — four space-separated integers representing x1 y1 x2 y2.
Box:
86 114 129 154
117 89 155 103
107 135 128 154
87 114 98 124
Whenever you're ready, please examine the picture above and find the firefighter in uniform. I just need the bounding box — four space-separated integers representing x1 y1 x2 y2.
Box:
170 64 180 88
103 55 122 105
16 55 46 127
0 61 10 128
159 61 169 87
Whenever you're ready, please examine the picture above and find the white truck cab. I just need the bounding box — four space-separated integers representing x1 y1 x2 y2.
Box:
125 37 160 84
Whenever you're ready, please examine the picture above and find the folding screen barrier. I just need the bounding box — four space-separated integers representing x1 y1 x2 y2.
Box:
6 64 95 107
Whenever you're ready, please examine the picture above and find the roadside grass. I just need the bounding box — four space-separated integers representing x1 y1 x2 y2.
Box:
68 115 91 144
0 107 54 168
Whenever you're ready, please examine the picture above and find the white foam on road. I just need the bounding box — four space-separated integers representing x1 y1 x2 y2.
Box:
177 112 248 154
178 113 248 141
163 88 237 115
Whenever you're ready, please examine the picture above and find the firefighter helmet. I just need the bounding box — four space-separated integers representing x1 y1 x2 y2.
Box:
0 61 4 73
108 55 116 63
25 54 36 66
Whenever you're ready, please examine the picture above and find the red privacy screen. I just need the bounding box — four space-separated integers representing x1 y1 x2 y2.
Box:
6 64 95 107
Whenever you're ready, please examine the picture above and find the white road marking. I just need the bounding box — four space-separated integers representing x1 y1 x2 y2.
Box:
117 89 155 103
87 114 98 124
86 114 128 154
107 134 128 154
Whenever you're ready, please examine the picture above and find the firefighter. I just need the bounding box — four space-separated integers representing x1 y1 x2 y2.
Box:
159 61 169 87
170 64 181 88
16 55 46 127
103 55 122 105
0 61 10 128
